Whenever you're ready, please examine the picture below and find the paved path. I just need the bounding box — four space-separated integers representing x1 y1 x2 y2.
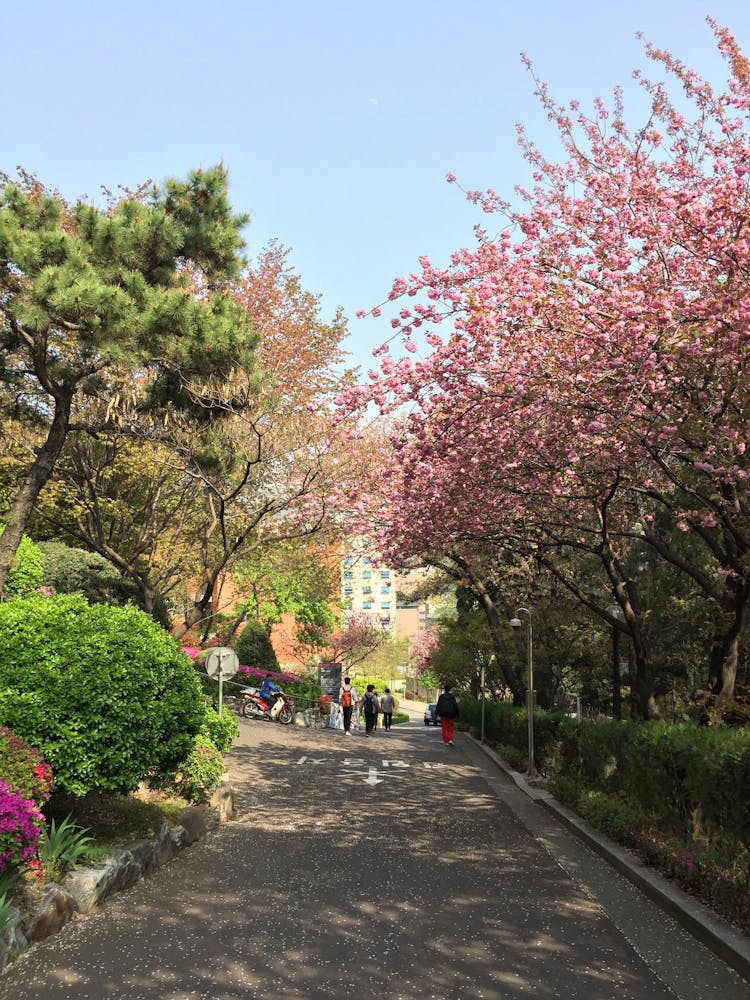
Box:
0 715 747 999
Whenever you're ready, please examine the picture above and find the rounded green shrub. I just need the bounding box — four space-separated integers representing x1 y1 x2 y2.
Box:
0 595 206 796
200 701 239 754
169 733 225 802
233 620 279 672
39 541 125 601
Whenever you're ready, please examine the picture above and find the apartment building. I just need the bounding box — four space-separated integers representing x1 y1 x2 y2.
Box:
341 552 397 626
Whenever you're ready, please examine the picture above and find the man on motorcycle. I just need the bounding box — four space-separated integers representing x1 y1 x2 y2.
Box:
259 674 283 718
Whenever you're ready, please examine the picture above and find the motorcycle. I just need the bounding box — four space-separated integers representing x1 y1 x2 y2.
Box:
240 687 294 725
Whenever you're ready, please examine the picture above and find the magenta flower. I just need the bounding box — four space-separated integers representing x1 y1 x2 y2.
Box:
0 780 44 871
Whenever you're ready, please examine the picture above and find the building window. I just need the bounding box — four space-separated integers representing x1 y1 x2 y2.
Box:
381 585 390 595
344 586 353 596
362 586 372 595
343 571 353 580
362 556 371 565
381 601 391 610
362 571 371 579
380 570 390 579
363 601 372 609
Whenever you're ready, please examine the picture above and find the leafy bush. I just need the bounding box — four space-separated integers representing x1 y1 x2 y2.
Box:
495 742 526 772
575 789 648 841
463 693 750 932
38 541 125 603
167 734 224 802
0 595 207 796
284 673 323 704
233 621 279 672
0 531 43 598
199 702 239 755
620 722 750 841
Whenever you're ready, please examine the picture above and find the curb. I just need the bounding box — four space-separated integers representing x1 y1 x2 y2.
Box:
468 735 750 985
0 778 236 973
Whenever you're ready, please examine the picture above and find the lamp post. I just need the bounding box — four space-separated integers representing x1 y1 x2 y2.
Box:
480 660 486 744
510 607 536 778
606 603 625 720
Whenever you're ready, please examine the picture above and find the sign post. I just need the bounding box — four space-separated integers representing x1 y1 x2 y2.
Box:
204 647 239 716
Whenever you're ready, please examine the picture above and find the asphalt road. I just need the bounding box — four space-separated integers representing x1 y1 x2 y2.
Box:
0 712 747 999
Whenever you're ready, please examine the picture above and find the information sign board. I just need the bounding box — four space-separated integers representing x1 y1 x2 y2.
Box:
318 663 342 699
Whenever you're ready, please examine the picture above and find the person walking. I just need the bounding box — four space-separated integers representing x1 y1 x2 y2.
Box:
338 677 358 736
360 684 380 736
379 688 395 731
435 684 459 745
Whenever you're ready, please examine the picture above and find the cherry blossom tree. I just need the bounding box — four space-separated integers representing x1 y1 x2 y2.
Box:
339 20 750 720
326 610 392 670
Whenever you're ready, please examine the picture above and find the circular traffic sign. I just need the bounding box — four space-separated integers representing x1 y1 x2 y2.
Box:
204 646 239 680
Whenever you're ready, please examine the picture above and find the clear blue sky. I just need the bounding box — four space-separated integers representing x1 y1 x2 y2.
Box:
3 1 749 369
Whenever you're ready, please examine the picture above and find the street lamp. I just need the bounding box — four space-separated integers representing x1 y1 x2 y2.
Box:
510 607 537 778
606 603 625 720
480 659 486 744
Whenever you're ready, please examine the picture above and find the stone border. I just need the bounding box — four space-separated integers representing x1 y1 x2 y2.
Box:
0 776 234 972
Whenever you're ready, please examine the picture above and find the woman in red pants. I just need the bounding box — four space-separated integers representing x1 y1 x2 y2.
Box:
435 684 459 745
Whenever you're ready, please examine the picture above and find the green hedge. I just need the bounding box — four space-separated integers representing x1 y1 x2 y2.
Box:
0 595 206 796
458 697 750 843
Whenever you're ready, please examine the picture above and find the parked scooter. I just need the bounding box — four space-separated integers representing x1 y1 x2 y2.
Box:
240 687 294 725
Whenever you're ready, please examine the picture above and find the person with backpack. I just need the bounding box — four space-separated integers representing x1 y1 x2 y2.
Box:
360 684 380 737
338 677 358 736
435 684 459 745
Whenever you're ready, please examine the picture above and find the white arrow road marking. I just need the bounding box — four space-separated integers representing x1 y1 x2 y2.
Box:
340 767 406 785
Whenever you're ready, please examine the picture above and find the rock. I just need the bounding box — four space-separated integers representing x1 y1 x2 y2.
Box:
62 858 120 913
0 908 28 971
23 884 78 943
178 804 219 846
152 822 176 867
126 837 161 877
106 848 146 894
209 776 234 822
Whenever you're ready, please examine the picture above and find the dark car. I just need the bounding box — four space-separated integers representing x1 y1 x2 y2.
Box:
424 703 440 726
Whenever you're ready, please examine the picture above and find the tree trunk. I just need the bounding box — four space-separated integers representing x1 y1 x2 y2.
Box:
0 395 72 594
220 611 247 645
623 616 660 720
473 585 524 705
702 633 740 724
171 603 204 642
172 571 219 641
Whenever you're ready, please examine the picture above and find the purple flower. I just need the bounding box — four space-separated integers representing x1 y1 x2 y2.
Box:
0 780 44 871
